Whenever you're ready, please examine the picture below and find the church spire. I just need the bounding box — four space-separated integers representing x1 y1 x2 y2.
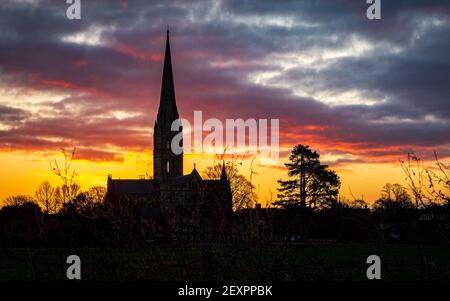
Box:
153 28 183 180
157 27 178 122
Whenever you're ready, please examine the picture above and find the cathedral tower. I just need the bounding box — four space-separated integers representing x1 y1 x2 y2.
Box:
153 30 183 180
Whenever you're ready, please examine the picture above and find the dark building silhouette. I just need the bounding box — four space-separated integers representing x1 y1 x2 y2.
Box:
153 29 183 180
106 30 232 240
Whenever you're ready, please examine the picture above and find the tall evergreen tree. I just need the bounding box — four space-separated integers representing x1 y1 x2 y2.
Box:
275 145 340 209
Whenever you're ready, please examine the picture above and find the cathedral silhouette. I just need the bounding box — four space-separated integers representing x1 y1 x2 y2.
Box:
106 31 232 238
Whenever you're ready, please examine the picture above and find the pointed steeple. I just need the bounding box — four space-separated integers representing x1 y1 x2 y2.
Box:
220 160 228 181
157 28 178 123
190 163 202 181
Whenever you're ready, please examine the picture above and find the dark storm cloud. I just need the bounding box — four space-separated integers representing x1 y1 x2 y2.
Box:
0 0 449 161
0 105 29 125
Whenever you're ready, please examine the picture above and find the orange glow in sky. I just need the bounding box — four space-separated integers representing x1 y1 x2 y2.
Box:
0 149 410 206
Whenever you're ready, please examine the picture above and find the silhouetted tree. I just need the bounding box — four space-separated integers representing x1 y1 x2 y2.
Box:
85 186 106 204
347 199 369 209
274 145 340 210
401 152 450 207
0 201 42 244
35 181 56 214
51 147 80 205
205 161 256 211
60 187 107 217
3 195 36 207
61 192 94 216
373 183 414 210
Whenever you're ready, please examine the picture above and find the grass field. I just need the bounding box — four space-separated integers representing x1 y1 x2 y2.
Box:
1 242 449 281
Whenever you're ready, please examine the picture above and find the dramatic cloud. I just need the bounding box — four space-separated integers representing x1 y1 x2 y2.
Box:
0 0 449 164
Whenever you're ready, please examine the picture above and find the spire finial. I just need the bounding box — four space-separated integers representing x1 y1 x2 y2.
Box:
220 160 227 181
167 24 169 36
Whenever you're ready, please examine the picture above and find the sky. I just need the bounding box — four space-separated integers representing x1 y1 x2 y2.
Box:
0 0 449 205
